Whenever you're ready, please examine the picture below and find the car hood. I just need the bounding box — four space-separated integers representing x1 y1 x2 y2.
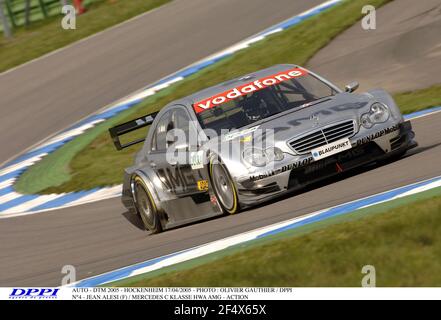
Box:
253 92 372 142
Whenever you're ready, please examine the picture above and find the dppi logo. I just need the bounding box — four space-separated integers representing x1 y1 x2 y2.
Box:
9 288 59 300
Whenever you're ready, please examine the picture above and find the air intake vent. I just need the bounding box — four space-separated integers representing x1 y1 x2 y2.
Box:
289 120 356 154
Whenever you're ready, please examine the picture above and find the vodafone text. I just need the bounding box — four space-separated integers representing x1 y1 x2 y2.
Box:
193 67 307 113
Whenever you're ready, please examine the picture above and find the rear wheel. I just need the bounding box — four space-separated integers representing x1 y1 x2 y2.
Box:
133 176 162 234
210 159 239 215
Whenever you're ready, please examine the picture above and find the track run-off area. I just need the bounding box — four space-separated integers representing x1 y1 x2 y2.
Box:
0 0 440 286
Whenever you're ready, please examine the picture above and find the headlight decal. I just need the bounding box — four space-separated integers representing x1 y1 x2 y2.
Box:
360 102 390 129
243 147 285 167
243 148 268 167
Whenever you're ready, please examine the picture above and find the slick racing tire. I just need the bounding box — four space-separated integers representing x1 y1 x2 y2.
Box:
209 158 239 215
133 176 162 234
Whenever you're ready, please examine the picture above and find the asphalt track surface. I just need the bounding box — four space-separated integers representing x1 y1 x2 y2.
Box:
309 0 441 92
0 0 323 166
1 0 441 286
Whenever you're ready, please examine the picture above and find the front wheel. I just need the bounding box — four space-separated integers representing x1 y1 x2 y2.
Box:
209 159 239 215
133 176 162 234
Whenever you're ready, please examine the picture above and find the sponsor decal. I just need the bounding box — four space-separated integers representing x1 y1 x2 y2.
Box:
135 115 155 126
249 157 313 181
193 68 307 114
250 171 276 181
311 138 352 161
158 167 195 191
283 157 314 170
197 180 209 191
224 126 259 141
157 165 204 192
356 124 400 145
210 194 218 205
304 157 335 174
305 147 367 174
190 150 204 169
9 288 59 300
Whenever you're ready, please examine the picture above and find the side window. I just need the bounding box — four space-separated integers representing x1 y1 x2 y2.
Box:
170 108 200 149
151 111 170 152
171 108 191 140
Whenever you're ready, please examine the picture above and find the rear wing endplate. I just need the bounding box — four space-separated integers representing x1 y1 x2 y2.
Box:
109 112 158 150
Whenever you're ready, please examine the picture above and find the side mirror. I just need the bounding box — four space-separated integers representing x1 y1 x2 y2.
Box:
345 81 359 93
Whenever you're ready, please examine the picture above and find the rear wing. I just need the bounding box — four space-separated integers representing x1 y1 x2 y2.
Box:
109 112 158 150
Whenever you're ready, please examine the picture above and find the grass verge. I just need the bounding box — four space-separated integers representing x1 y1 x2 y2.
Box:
0 0 171 73
15 0 394 194
113 189 441 287
394 85 441 115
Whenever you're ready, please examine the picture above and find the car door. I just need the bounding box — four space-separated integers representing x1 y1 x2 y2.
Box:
146 110 179 195
147 107 200 196
148 106 216 225
169 107 206 195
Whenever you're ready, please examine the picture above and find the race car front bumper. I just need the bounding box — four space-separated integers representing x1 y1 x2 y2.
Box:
236 120 416 206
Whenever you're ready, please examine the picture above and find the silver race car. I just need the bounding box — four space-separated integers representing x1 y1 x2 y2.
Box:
110 64 417 233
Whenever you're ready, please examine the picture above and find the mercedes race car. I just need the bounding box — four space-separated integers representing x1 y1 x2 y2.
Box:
110 64 417 233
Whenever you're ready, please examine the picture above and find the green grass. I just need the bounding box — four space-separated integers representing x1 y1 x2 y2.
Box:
15 0 394 195
0 0 171 73
394 85 441 114
117 194 441 287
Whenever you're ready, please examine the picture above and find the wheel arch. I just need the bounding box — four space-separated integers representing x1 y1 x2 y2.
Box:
207 153 240 214
130 169 168 228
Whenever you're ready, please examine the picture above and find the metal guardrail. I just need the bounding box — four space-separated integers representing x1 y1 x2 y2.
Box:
0 0 81 37
0 0 12 37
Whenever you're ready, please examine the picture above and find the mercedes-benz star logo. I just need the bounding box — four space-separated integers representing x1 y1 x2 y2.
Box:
310 113 320 127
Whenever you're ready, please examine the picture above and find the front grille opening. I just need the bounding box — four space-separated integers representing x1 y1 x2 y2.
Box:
390 135 406 150
289 120 356 154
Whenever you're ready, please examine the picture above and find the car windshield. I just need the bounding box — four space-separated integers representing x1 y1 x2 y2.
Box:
195 71 337 135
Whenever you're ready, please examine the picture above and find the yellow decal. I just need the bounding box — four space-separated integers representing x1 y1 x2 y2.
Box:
197 180 209 191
